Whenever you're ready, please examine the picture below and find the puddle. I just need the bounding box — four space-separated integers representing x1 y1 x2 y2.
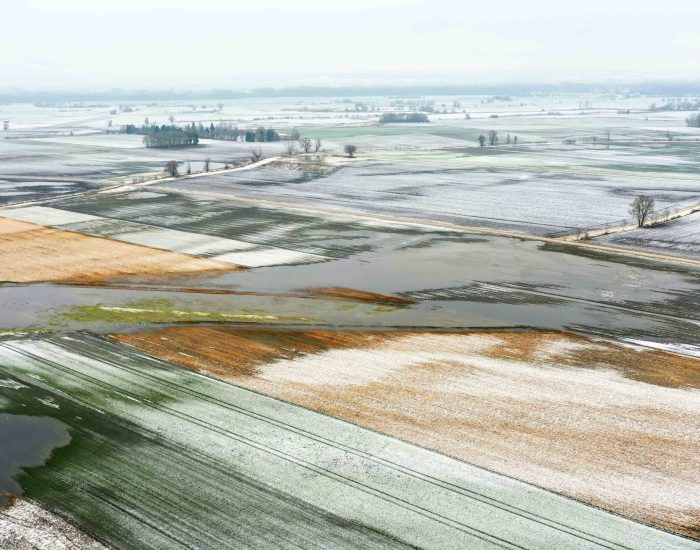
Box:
0 414 71 496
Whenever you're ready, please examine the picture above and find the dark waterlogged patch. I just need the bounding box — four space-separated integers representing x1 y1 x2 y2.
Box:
0 414 70 495
539 241 700 275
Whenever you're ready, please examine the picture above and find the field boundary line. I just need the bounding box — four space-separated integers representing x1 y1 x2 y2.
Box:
548 201 700 241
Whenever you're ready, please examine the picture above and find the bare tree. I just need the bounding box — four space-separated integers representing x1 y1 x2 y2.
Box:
168 115 175 124
107 119 113 127
164 160 179 177
218 102 224 111
629 195 655 227
487 130 498 146
513 136 518 144
604 129 611 149
186 162 191 175
249 147 263 162
144 117 149 125
285 141 297 156
313 137 322 153
204 157 211 172
299 137 313 153
344 144 357 158
477 134 486 147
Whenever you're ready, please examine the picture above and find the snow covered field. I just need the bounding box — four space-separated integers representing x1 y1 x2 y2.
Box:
0 179 100 205
171 152 700 234
114 327 700 538
0 498 108 550
1 92 699 547
0 205 326 267
0 333 694 549
597 212 700 258
0 136 286 184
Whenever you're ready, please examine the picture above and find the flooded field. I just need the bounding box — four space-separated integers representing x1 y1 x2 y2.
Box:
0 178 101 206
0 194 698 351
0 212 698 351
1 90 699 548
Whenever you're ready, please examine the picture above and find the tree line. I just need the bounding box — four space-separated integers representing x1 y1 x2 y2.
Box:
123 122 287 147
182 122 282 142
127 125 199 148
649 98 700 112
477 131 518 146
379 112 430 123
686 113 700 128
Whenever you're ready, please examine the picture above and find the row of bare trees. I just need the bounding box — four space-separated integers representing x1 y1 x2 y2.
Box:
285 137 323 155
477 131 518 147
163 138 358 178
164 149 265 177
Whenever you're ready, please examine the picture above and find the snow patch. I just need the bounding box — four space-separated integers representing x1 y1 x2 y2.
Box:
259 334 502 386
0 498 107 550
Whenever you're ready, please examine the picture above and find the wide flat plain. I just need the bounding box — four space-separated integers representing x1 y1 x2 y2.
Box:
1 91 699 548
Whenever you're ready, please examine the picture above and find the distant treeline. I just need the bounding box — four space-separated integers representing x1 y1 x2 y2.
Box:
687 113 700 128
123 122 283 147
379 112 430 123
34 102 111 108
6 81 700 103
649 99 700 112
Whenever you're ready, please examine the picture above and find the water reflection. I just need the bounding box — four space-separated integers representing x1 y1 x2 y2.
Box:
0 414 70 496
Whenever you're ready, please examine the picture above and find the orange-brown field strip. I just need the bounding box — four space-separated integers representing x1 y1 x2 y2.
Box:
0 217 238 283
299 287 414 306
111 327 700 539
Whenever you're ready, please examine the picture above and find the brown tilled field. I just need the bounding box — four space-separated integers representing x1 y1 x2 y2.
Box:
112 327 700 539
0 217 238 283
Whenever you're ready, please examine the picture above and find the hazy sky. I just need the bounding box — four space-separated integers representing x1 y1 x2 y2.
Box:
4 0 699 89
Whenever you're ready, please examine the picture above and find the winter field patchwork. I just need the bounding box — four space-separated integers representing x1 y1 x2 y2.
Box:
112 327 700 539
166 152 700 234
1 92 699 548
0 333 697 549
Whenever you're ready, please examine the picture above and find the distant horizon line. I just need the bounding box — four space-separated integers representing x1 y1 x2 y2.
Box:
2 80 700 102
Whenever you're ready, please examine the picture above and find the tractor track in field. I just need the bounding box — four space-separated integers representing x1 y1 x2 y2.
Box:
1 334 695 549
